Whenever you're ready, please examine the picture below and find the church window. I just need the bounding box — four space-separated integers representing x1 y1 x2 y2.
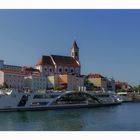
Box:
59 68 62 73
71 69 74 73
50 68 52 72
65 68 68 72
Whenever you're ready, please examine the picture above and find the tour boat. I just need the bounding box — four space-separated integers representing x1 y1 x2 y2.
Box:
0 90 122 111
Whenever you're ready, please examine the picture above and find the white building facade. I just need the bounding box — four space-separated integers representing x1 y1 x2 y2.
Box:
0 70 25 89
24 74 47 92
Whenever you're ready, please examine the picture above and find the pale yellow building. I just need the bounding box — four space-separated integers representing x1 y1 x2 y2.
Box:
47 74 84 91
88 74 107 91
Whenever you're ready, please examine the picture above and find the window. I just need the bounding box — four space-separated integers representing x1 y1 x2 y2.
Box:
65 69 68 72
30 102 48 106
71 69 74 73
34 94 59 99
59 68 62 73
50 68 52 72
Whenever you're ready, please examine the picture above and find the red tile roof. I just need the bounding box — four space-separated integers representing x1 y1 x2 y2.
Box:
114 81 128 85
36 55 80 67
88 74 104 78
36 56 54 66
51 55 80 67
0 70 42 77
0 70 26 76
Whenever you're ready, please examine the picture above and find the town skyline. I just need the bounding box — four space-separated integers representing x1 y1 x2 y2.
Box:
0 10 140 85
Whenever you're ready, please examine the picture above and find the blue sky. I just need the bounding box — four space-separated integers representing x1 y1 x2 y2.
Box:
0 10 140 85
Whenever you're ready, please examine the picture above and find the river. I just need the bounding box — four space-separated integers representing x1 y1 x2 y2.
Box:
0 102 140 131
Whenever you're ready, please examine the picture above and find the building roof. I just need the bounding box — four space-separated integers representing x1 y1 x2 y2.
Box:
0 70 26 76
88 74 104 78
3 64 22 68
51 55 80 67
0 70 43 77
22 66 40 72
114 81 128 85
36 55 80 67
36 56 54 66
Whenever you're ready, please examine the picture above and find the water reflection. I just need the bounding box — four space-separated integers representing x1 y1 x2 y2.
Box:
0 103 140 131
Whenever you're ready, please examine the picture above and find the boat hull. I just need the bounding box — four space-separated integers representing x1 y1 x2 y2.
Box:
0 102 121 112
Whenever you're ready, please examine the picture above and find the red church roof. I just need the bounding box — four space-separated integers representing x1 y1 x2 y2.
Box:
36 56 54 66
51 55 80 67
36 55 80 67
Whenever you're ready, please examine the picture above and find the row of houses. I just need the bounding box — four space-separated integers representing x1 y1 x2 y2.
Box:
0 41 129 92
0 66 129 92
0 41 85 92
0 66 85 92
86 74 129 92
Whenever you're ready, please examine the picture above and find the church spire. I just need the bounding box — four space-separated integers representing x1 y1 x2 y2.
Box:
73 40 79 49
71 40 79 61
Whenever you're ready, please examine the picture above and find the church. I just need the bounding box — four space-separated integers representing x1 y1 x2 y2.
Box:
35 41 81 77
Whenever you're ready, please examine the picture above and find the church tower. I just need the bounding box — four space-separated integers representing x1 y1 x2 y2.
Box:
71 40 79 61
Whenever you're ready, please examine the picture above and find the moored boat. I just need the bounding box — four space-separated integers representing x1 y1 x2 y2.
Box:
0 90 122 112
117 92 133 102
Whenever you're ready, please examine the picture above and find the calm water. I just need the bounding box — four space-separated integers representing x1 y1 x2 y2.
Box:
0 102 140 131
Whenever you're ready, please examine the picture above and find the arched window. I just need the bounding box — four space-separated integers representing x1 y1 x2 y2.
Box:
65 68 68 72
70 69 74 73
50 68 52 72
59 68 62 73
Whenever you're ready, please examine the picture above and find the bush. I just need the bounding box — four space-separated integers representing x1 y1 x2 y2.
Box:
54 86 65 91
0 82 9 89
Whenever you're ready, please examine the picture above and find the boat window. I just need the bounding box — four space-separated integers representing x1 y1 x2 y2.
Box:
97 95 110 97
18 95 28 107
120 94 127 96
30 102 48 106
33 94 59 99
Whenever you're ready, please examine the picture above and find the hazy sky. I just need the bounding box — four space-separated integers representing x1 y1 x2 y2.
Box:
0 10 140 85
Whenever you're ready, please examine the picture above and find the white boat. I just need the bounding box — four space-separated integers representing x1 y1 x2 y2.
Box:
89 91 122 104
0 90 122 111
117 92 132 102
